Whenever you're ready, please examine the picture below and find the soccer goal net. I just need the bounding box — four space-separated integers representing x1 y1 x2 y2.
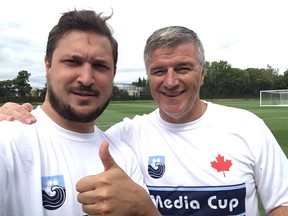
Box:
260 89 288 106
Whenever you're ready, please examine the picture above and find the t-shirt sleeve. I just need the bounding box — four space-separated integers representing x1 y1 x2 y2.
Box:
255 122 288 212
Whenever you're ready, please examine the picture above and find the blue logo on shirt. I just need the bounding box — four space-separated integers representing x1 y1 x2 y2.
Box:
148 156 165 179
41 175 66 210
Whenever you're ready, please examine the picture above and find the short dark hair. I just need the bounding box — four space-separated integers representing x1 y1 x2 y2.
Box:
46 9 118 70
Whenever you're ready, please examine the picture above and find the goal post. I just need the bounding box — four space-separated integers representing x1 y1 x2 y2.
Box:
260 89 288 107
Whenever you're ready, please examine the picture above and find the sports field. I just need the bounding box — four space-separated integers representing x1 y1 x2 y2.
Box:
97 99 288 156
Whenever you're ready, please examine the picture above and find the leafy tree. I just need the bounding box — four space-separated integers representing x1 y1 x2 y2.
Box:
246 68 274 96
223 68 250 97
273 74 286 89
31 87 46 99
203 61 233 98
132 77 147 87
12 70 32 97
282 70 288 88
132 77 151 100
111 85 129 100
0 80 14 98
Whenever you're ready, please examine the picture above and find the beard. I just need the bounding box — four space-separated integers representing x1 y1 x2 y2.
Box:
47 83 111 123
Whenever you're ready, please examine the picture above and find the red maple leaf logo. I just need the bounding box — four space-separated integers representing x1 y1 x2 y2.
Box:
211 154 232 177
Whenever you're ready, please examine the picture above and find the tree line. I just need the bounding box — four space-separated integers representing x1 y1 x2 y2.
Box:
1 60 288 103
202 61 288 98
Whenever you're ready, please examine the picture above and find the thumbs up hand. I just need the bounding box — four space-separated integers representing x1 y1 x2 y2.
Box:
76 141 160 216
99 140 118 172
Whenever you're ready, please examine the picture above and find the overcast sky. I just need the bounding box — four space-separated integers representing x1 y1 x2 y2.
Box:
0 0 287 88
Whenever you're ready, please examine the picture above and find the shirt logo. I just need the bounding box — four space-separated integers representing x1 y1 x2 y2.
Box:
211 154 233 177
148 183 246 215
42 175 66 210
148 156 165 179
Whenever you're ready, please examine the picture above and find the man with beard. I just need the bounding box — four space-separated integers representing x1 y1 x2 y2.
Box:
0 9 160 216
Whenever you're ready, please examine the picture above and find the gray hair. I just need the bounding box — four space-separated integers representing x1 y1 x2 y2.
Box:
144 26 205 70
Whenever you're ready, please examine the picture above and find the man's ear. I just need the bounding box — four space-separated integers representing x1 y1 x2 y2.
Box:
44 56 51 70
200 66 206 86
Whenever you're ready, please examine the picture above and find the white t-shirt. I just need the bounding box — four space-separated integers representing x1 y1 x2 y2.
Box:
107 101 288 215
0 106 145 216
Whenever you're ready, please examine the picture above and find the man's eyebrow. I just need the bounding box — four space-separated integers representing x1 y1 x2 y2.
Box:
70 54 83 59
175 62 196 67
